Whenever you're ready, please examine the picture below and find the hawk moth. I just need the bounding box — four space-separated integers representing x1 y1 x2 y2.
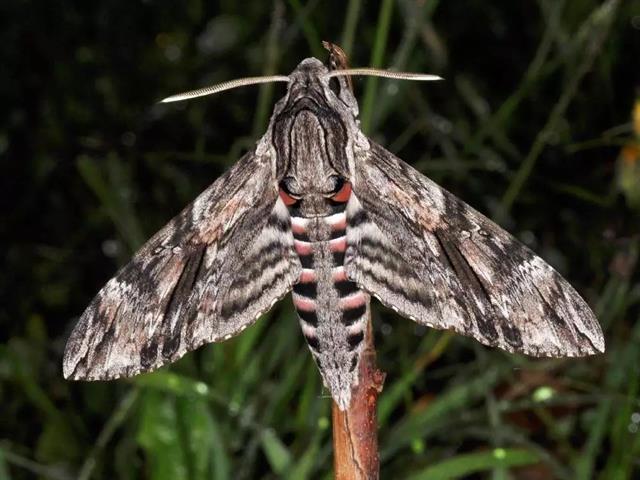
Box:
64 52 604 410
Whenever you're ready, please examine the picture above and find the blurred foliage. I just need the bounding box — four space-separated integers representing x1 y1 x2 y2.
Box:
1 0 640 478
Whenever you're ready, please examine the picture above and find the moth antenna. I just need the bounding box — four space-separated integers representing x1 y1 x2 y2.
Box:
327 68 443 82
160 75 290 103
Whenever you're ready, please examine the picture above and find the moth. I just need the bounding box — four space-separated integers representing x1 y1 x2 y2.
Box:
64 48 604 410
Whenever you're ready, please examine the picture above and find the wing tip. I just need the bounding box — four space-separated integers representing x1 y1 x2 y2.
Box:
62 362 139 382
583 335 606 356
62 353 89 380
62 364 74 380
573 317 606 357
62 346 79 380
518 334 605 358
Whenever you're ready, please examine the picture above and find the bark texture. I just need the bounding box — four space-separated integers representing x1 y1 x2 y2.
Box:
332 317 385 479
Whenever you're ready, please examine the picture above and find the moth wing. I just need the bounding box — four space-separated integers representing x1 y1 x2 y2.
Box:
64 150 301 380
346 141 604 357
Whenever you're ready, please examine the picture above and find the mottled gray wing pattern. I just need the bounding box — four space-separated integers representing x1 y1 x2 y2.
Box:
64 150 301 380
346 141 604 357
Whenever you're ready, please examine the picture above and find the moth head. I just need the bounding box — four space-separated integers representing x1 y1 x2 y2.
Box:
159 57 443 188
284 57 359 120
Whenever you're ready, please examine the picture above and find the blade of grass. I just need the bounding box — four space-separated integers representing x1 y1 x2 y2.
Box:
382 364 511 461
486 390 506 480
339 0 362 57
295 361 322 430
360 0 394 133
136 390 187 480
176 397 229 480
463 0 565 158
452 421 573 479
287 432 321 480
251 0 285 137
406 448 540 480
603 357 639 479
0 449 8 480
1 344 61 419
233 311 272 366
378 331 452 425
76 153 145 251
207 411 231 480
78 389 139 480
260 428 292 474
229 308 301 410
546 181 613 207
133 371 211 400
287 0 324 59
0 448 70 480
576 316 640 478
367 0 441 132
261 346 309 424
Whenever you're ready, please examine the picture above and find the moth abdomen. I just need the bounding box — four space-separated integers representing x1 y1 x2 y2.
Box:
281 177 370 408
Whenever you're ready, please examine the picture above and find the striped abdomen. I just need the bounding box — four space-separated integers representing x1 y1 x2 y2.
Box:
281 181 369 409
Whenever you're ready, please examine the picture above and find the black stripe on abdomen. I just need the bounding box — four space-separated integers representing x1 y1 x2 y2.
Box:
342 304 366 326
299 253 313 268
334 280 358 297
293 282 317 298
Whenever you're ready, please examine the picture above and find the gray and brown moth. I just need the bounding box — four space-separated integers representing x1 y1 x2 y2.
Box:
63 48 605 410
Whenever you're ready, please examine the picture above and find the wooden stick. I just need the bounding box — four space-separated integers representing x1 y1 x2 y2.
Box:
332 314 385 479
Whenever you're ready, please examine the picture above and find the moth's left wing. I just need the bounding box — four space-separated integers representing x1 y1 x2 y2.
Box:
64 150 300 380
346 141 604 357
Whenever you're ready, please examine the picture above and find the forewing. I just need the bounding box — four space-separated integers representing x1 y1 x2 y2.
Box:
64 150 301 380
346 141 604 357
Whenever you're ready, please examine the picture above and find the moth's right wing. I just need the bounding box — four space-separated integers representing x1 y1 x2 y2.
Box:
64 149 301 381
346 141 604 357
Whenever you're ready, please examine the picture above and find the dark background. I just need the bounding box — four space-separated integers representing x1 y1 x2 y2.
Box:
2 0 640 478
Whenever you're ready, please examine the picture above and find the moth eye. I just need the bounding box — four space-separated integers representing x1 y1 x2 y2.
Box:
327 175 344 194
279 177 302 206
327 175 352 203
328 77 341 96
280 177 301 197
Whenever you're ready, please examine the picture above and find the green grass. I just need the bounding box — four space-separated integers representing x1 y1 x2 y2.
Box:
2 0 639 478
